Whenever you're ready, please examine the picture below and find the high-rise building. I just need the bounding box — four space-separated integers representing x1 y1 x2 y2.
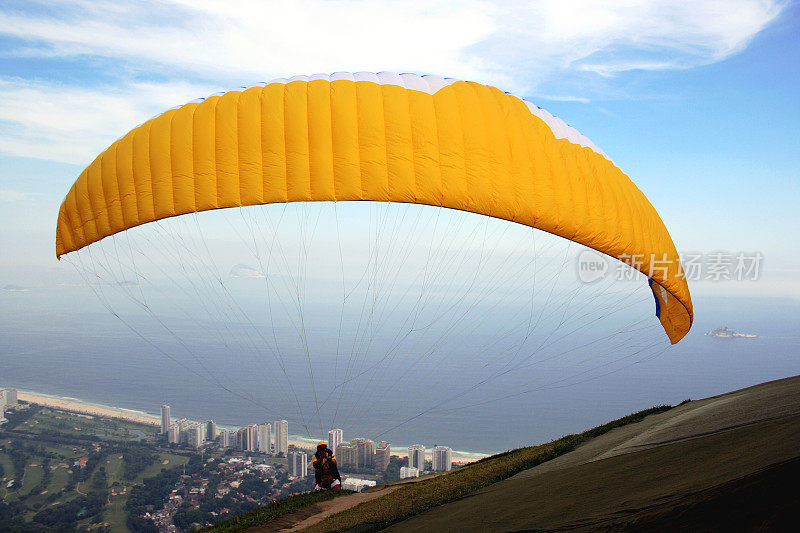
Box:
206 420 217 441
237 427 247 450
431 445 452 472
375 441 391 471
336 442 358 468
186 423 204 448
328 428 343 453
219 429 233 448
0 389 18 409
274 420 288 455
175 417 189 444
351 438 375 468
160 405 171 434
167 423 180 444
236 424 258 452
288 451 308 477
248 424 259 452
408 444 426 472
258 423 272 453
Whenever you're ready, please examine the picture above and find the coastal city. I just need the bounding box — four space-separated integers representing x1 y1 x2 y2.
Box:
159 404 454 480
0 389 461 531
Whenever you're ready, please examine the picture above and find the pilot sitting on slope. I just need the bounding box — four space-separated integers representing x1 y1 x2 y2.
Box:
313 441 342 490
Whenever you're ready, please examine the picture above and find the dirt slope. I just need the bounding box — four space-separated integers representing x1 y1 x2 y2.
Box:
244 486 411 532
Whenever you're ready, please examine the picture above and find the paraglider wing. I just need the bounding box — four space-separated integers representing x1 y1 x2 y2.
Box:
55 72 692 343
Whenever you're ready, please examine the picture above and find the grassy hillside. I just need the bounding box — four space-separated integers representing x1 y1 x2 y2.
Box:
302 405 671 533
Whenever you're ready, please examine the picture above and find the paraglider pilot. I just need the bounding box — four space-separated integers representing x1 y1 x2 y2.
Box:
313 441 342 490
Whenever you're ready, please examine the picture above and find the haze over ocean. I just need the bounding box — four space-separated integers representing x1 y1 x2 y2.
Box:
2 293 797 453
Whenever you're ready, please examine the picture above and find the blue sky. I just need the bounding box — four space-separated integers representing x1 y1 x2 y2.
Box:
0 0 798 301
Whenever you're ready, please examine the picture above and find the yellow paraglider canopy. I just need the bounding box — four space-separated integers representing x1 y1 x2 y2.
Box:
55 72 692 343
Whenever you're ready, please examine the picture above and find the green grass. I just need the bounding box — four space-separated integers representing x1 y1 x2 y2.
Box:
0 450 14 479
302 405 673 533
15 464 46 519
105 497 132 533
24 408 156 442
22 462 71 506
41 442 86 458
201 490 356 533
105 453 126 485
48 464 71 494
138 453 188 481
0 451 15 500
1 447 76 506
20 463 43 495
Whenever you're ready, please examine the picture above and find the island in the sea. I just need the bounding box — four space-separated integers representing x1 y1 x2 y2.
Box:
706 326 757 338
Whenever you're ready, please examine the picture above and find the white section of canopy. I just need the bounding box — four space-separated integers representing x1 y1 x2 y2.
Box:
168 72 608 161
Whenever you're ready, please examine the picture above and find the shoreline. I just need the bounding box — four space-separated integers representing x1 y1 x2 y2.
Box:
17 390 161 426
14 389 489 463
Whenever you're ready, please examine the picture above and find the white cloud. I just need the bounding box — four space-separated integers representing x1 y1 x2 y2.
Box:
1 0 783 85
0 189 41 202
0 1 492 82
0 0 785 164
468 0 785 92
0 77 218 164
535 94 591 104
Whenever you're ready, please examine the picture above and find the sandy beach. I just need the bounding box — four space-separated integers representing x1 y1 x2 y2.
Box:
17 391 161 426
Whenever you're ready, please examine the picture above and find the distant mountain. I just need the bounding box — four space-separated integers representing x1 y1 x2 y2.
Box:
2 284 29 292
229 264 264 278
707 326 757 338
